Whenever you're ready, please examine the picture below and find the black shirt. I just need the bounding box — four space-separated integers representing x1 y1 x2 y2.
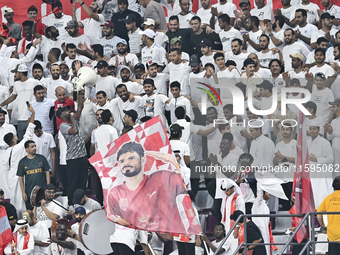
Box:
2 202 18 231
166 28 192 54
242 221 267 255
111 10 142 43
190 28 222 58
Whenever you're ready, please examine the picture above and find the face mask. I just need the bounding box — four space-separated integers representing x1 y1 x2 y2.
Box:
75 217 82 223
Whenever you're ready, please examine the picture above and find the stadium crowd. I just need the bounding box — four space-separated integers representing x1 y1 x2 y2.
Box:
1 0 340 254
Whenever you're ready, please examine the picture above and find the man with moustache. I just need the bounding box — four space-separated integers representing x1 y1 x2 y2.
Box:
72 0 105 44
294 9 318 50
67 207 93 254
64 20 91 49
145 61 168 95
43 63 72 100
109 39 138 72
59 62 71 83
119 66 144 94
224 39 248 71
281 29 310 72
96 60 119 99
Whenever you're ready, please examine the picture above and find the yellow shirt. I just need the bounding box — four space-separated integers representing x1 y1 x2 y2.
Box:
317 190 340 241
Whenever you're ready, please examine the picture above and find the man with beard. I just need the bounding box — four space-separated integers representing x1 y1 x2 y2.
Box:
45 1 72 41
72 189 101 212
119 66 144 94
202 224 231 255
22 210 50 255
72 0 105 44
109 39 138 73
311 13 338 49
64 43 92 71
116 84 145 124
18 140 50 210
320 0 340 29
54 86 75 131
290 0 320 26
28 85 55 135
141 79 169 127
294 9 318 51
166 15 192 54
106 141 192 234
125 14 142 58
330 44 340 98
1 64 41 140
177 0 195 29
275 0 295 29
282 53 307 86
49 224 76 255
134 63 145 79
96 60 119 99
306 37 329 64
35 184 64 231
68 207 93 254
164 48 191 97
170 37 189 62
32 63 44 82
145 61 168 95
247 53 271 78
64 20 91 49
242 16 262 54
44 63 72 100
33 20 62 64
111 0 142 42
0 108 16 198
141 29 167 66
3 7 21 41
99 21 123 57
234 0 252 31
0 37 41 88
282 29 310 72
223 39 248 71
218 14 242 52
59 62 71 83
0 188 18 231
90 109 104 156
309 48 335 81
261 15 285 52
257 34 281 68
189 55 204 78
189 16 222 58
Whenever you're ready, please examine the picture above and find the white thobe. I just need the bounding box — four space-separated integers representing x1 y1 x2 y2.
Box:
220 192 245 254
307 136 334 208
249 134 275 169
326 116 340 175
0 123 17 199
252 188 270 255
3 123 35 216
4 232 34 255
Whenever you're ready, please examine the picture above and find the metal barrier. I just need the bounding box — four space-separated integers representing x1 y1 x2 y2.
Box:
213 211 340 255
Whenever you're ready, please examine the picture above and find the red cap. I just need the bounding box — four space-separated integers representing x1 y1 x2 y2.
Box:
100 20 114 28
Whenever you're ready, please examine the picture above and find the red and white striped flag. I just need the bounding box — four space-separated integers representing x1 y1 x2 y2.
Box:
292 99 315 243
0 206 13 254
89 116 201 235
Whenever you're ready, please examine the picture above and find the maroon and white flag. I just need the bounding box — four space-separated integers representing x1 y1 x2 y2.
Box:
293 102 315 243
89 116 201 235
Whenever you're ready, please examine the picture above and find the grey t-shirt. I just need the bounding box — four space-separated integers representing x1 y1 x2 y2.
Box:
8 22 22 40
144 1 167 30
60 116 87 160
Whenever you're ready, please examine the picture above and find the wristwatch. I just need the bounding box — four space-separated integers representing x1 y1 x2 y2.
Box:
73 233 77 238
80 1 85 5
269 33 273 37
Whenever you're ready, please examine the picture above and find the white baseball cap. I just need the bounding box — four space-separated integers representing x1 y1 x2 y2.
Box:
4 8 13 14
11 64 28 73
139 29 155 39
142 18 155 26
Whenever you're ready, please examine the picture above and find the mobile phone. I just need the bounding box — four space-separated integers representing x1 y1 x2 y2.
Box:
26 101 30 108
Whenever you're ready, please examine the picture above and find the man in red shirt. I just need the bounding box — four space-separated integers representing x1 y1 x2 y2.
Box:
106 141 199 234
54 86 74 131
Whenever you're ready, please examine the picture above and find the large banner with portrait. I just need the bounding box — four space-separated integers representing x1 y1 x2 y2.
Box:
89 116 201 235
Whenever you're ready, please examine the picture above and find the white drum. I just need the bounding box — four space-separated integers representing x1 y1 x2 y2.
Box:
79 209 116 254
